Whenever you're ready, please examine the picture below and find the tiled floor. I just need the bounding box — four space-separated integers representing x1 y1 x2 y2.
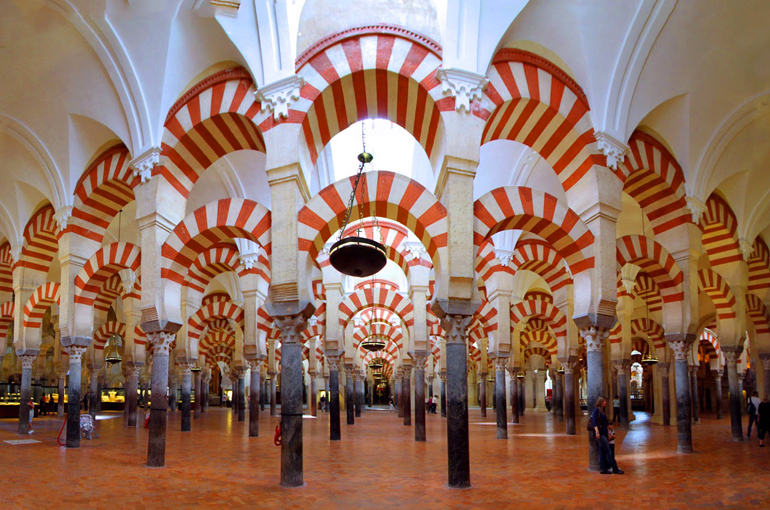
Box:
1 406 768 509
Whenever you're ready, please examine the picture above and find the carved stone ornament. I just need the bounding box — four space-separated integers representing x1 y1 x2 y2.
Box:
63 345 87 362
506 366 519 376
723 350 740 365
435 67 488 113
402 366 412 378
239 253 260 270
685 196 707 225
739 239 754 261
274 314 307 344
494 248 514 266
411 352 428 369
669 339 692 361
613 359 631 372
344 366 355 379
10 242 24 263
580 326 609 352
256 75 305 121
131 366 143 378
493 357 509 371
130 146 162 184
441 315 472 344
147 331 175 355
438 372 446 383
658 365 668 377
19 354 36 370
761 356 770 371
307 315 318 328
53 206 73 231
326 355 342 372
118 268 137 295
594 132 629 170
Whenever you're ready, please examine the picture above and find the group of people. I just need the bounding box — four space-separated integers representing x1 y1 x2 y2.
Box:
590 397 625 475
426 395 437 414
746 391 770 447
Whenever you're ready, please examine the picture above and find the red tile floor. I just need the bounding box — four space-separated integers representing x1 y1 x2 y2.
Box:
1 406 768 509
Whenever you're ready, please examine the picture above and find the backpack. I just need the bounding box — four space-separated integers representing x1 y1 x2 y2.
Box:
586 415 594 432
748 400 757 415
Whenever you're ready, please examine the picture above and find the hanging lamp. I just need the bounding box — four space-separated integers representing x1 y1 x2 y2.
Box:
640 210 658 366
104 336 122 364
329 123 387 277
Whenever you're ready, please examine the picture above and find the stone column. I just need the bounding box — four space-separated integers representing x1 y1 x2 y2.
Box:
89 374 98 418
508 367 519 424
518 375 525 416
439 372 447 418
127 366 141 426
261 379 267 411
723 349 744 441
202 373 210 412
427 375 435 408
355 370 364 417
690 366 700 423
402 366 412 426
179 363 193 432
269 374 277 416
395 370 404 418
274 314 307 487
553 369 564 423
344 366 355 425
168 374 177 412
534 371 548 412
193 372 202 420
58 370 66 417
441 314 473 488
563 362 577 435
248 360 263 437
237 371 246 422
64 346 86 448
413 353 428 442
659 363 671 426
96 376 104 414
327 356 341 441
493 358 508 439
581 326 609 471
479 372 487 418
614 360 631 428
308 371 317 417
714 370 724 419
18 354 36 435
669 337 694 453
761 355 770 400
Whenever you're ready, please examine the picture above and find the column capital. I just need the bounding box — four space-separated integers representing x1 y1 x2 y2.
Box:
147 331 175 355
255 74 305 120
435 67 489 113
402 366 412 378
248 359 264 372
129 146 162 184
273 314 308 344
562 360 579 375
493 356 509 371
326 355 342 372
594 131 630 170
613 359 631 371
761 355 770 371
506 366 519 376
63 345 87 362
668 336 695 362
438 372 446 383
344 365 355 379
439 314 473 344
178 362 194 376
580 326 610 352
723 348 742 365
19 354 36 370
130 366 143 378
411 351 429 369
658 363 669 377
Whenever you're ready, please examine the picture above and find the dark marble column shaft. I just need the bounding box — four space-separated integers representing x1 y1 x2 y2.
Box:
690 366 700 423
194 373 202 420
615 360 630 428
89 374 98 418
58 373 66 417
553 369 564 423
345 367 355 425
659 363 671 426
249 361 262 437
479 373 487 418
396 374 403 417
675 357 693 452
584 329 606 472
445 331 470 488
18 356 35 435
494 362 507 439
280 339 303 487
440 374 446 418
414 356 427 442
725 351 743 441
402 367 412 426
180 367 192 432
238 374 246 422
518 376 525 415
147 332 173 467
355 375 364 417
329 360 341 441
65 348 86 448
509 369 519 424
127 366 140 427
563 363 576 435
714 372 723 419
309 375 317 417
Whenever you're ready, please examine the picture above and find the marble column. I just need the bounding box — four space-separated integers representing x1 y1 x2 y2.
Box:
269 373 277 416
724 349 744 441
690 366 700 423
237 372 246 422
344 366 355 425
563 362 577 435
193 372 202 420
168 375 178 412
508 368 519 424
64 346 87 448
479 372 487 418
18 354 36 435
714 370 723 419
89 374 98 418
328 356 341 441
202 373 210 412
96 377 103 413
413 353 427 442
659 363 671 426
670 338 694 453
553 369 564 423
146 331 174 467
494 358 508 439
180 363 193 432
309 372 317 417
395 370 404 418
127 365 141 427
761 356 770 400
439 372 446 418
615 360 631 428
442 315 472 488
534 371 547 412
582 327 609 471
518 375 525 416
355 371 364 417
427 375 435 408
58 371 66 417
248 360 263 437
402 366 412 426
274 315 307 487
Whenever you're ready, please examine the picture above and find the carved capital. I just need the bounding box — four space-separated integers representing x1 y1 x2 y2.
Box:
613 359 631 372
580 326 610 352
239 252 260 270
402 241 426 261
274 314 307 344
130 146 162 184
669 339 693 361
760 356 770 371
118 268 137 295
594 131 629 170
494 248 513 266
657 362 669 378
435 67 488 113
493 356 509 372
256 75 305 120
53 206 73 231
686 196 707 225
506 366 520 376
147 331 175 355
19 354 36 370
739 238 754 261
723 349 741 365
326 355 342 372
438 372 446 383
63 346 87 362
130 366 143 378
248 359 264 372
411 352 429 369
440 314 473 344
10 242 24 263
402 366 412 378
562 360 579 375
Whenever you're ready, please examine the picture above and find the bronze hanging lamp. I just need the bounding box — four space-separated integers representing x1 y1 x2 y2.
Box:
104 335 122 364
329 124 387 277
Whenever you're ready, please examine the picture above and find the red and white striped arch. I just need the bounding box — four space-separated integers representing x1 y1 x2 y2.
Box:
510 240 572 291
617 131 688 234
207 341 235 362
524 346 551 364
616 235 684 303
71 144 137 242
160 67 265 198
524 291 553 304
338 286 415 329
23 282 60 329
700 193 741 267
746 294 770 347
632 273 663 313
0 242 13 294
298 171 447 266
93 321 127 350
510 299 567 344
0 301 14 345
288 28 448 165
202 292 230 307
200 330 236 357
700 329 721 358
73 243 141 305
698 268 737 320
20 205 58 273
187 301 245 341
630 318 666 349
748 237 770 298
353 322 404 352
481 49 600 193
185 244 269 299
474 187 594 275
474 238 512 287
520 329 557 356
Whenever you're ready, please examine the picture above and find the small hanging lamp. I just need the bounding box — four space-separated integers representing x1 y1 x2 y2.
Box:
329 123 387 277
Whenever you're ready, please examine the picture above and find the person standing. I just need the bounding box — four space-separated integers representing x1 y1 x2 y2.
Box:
748 391 761 439
612 396 620 423
758 395 770 447
592 397 624 475
27 398 35 434
389 396 395 412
